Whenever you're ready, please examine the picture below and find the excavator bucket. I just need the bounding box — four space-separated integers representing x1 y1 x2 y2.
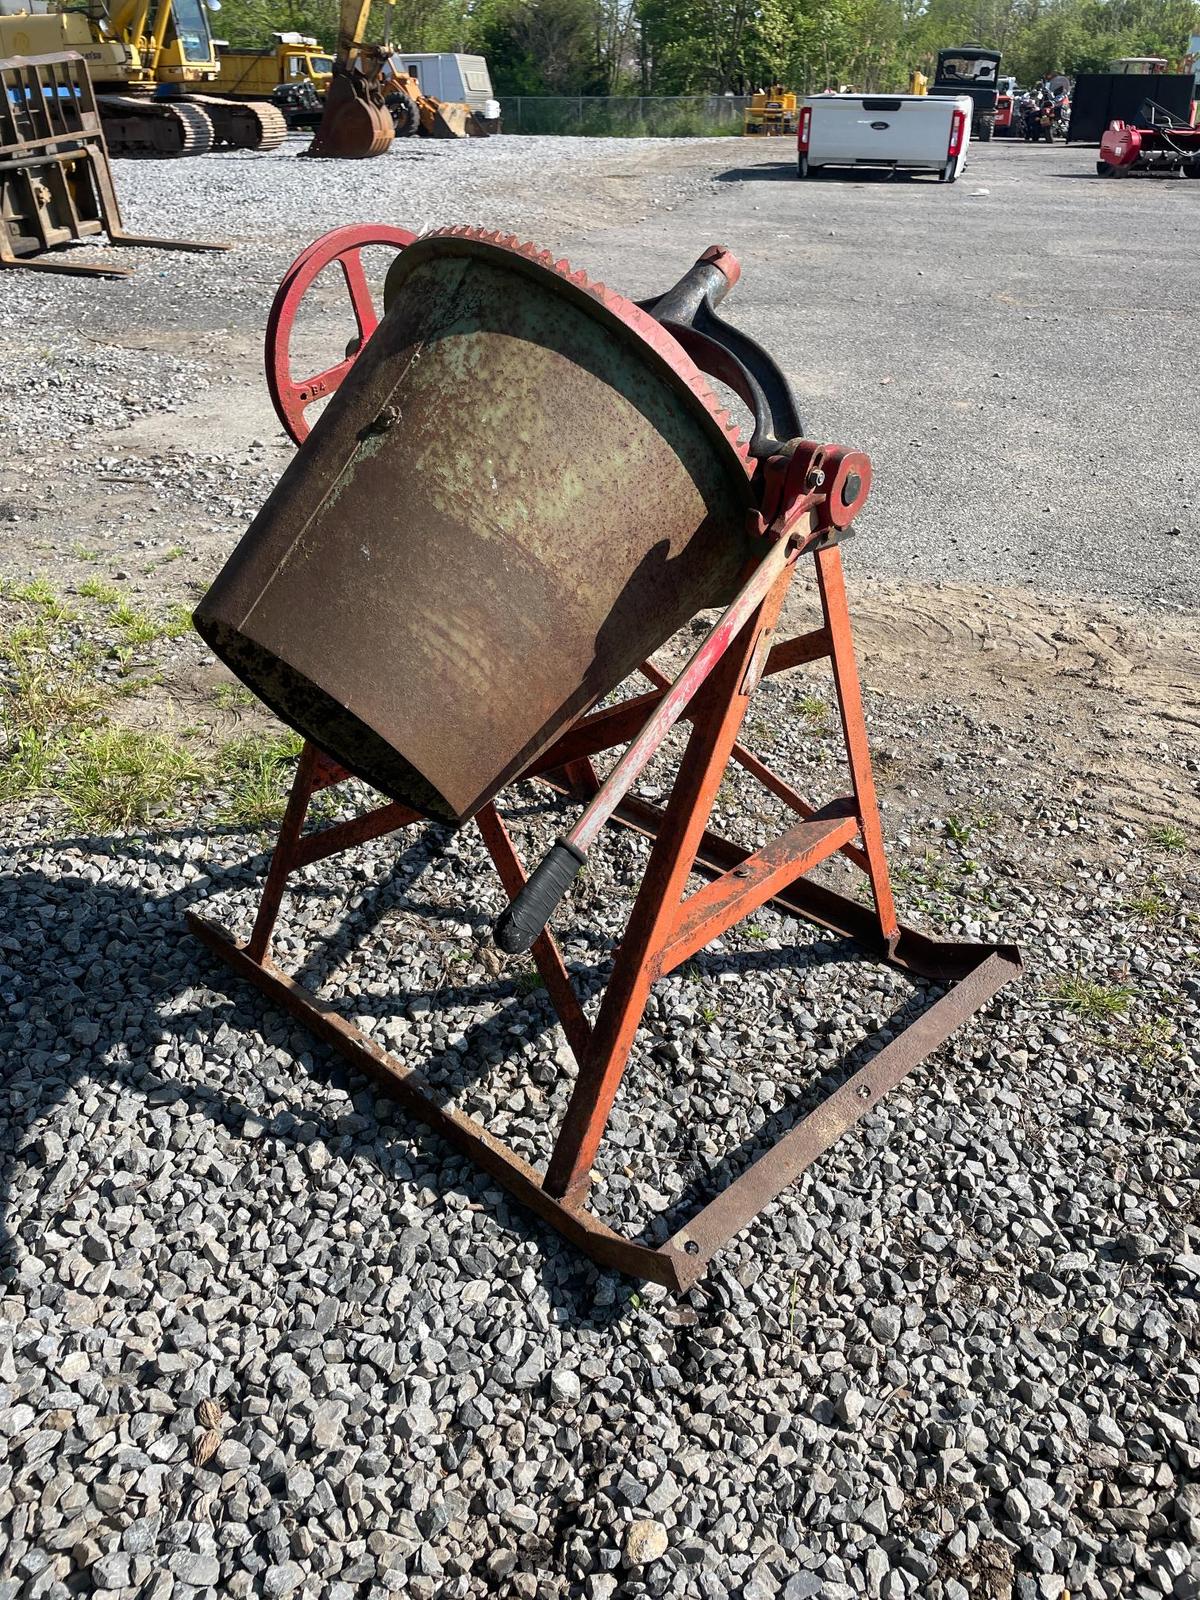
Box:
305 69 393 158
421 98 472 138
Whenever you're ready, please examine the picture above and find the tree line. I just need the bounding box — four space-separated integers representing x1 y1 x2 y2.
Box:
216 0 1200 97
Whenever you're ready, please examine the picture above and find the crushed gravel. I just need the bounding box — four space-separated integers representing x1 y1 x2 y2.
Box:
1 132 1198 1600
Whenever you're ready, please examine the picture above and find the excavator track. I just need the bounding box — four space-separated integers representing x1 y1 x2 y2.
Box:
97 95 214 159
197 96 288 153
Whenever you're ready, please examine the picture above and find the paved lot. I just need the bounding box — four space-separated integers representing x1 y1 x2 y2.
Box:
578 139 1199 610
0 132 1196 1600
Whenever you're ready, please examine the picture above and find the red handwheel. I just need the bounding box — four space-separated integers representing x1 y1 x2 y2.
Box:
265 224 418 446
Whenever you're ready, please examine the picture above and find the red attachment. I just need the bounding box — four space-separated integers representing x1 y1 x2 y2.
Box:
948 107 966 159
756 440 872 542
1100 121 1140 167
797 105 811 152
698 243 741 290
265 223 416 445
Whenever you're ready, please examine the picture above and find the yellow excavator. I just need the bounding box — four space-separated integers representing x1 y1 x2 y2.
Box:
306 0 490 158
0 0 286 156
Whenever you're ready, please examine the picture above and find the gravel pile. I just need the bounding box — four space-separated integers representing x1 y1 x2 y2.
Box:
1 658 1196 1600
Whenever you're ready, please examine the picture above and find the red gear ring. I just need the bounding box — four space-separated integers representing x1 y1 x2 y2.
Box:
265 224 417 446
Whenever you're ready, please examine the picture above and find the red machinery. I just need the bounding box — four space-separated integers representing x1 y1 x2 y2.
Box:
1098 108 1200 176
188 225 1020 1289
995 90 1015 135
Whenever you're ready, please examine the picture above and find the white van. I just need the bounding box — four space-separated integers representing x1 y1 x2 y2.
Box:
797 93 973 182
389 52 500 122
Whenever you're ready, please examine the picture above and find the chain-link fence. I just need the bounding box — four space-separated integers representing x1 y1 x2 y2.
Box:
497 94 751 137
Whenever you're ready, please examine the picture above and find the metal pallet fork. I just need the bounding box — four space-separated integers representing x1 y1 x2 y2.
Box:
0 52 225 277
188 228 1020 1288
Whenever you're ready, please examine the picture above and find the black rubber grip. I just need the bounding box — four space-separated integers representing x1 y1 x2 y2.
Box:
494 839 586 954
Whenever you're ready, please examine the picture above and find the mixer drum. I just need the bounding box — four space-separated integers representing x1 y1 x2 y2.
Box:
194 230 757 823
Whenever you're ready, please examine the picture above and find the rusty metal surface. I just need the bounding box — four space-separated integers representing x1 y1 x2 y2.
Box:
188 913 688 1291
196 230 758 824
666 950 1021 1281
654 800 859 976
305 70 394 158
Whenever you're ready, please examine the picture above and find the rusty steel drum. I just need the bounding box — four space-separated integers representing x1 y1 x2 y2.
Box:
194 228 757 823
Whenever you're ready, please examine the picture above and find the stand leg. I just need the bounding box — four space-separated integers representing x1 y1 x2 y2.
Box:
245 742 322 962
475 804 592 1062
815 545 899 943
543 561 795 1201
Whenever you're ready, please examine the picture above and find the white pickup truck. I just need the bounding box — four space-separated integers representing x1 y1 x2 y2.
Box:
796 93 973 182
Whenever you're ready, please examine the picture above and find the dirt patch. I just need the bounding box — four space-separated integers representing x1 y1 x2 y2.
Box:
820 578 1200 834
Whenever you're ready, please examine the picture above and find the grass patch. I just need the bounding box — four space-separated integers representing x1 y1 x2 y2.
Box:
78 578 192 647
1126 1017 1175 1067
1 573 305 832
1124 882 1169 922
8 577 75 621
215 732 304 826
793 692 829 729
1148 824 1187 853
1049 974 1134 1022
513 969 546 997
0 607 108 803
77 576 121 605
212 681 258 711
61 728 203 829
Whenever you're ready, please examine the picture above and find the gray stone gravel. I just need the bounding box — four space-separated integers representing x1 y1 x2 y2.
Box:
1 129 1198 1600
1 657 1197 1599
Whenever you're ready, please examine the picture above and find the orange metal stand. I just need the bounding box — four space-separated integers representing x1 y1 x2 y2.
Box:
189 540 1019 1290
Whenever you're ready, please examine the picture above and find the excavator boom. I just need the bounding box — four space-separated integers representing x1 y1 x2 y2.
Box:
304 0 394 157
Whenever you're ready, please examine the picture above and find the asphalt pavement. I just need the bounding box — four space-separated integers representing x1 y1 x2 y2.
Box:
572 139 1200 612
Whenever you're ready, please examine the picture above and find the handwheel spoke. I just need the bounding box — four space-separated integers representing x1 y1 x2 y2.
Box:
266 225 419 445
339 248 380 343
285 355 357 411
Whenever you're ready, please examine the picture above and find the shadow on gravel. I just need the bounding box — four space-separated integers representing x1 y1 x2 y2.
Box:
714 161 797 182
0 828 930 1328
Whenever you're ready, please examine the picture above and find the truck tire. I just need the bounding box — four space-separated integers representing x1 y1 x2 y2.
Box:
976 116 993 143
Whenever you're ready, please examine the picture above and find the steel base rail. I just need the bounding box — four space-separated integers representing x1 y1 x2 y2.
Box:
189 541 1020 1288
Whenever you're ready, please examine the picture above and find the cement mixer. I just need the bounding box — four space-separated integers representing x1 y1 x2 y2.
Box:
188 227 1020 1287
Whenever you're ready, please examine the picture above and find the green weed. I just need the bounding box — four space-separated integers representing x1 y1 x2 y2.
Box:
77 576 121 606
1124 883 1169 922
1049 974 1134 1022
1126 1017 1175 1067
215 732 304 826
7 577 75 621
1148 824 1187 853
212 682 258 711
794 692 829 729
61 728 202 829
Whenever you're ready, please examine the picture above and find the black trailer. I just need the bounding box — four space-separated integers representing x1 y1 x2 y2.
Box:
1067 73 1195 143
933 45 1001 141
